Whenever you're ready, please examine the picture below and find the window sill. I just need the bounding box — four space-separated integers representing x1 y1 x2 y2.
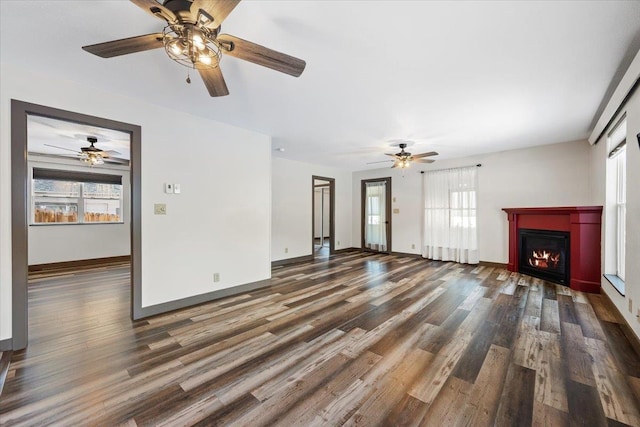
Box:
30 222 125 226
604 274 625 296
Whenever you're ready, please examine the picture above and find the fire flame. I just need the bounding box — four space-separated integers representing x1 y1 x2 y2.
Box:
528 250 561 269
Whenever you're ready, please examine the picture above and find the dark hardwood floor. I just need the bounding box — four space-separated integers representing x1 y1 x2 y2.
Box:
1 251 640 426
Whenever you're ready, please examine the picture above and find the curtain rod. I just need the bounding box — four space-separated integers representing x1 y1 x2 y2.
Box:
420 164 482 174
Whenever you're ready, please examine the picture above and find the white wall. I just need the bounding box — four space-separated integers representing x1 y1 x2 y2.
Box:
1 64 272 340
272 157 351 261
591 86 640 339
352 140 593 262
314 187 330 238
27 155 130 265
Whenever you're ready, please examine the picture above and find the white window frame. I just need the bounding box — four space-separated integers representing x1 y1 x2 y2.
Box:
607 117 626 283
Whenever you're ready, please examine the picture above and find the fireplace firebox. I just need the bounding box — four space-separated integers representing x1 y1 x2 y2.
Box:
518 229 570 285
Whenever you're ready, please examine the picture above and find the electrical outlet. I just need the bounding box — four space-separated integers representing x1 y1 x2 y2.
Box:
411 244 415 249
213 273 220 282
154 204 167 215
164 183 173 194
285 247 288 254
337 241 340 246
630 299 633 313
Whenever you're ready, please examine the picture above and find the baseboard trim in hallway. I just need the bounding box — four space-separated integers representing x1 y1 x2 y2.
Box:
137 278 273 319
28 255 131 275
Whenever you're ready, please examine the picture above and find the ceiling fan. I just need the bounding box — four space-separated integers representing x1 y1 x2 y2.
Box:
81 0 306 97
368 143 439 168
45 137 127 166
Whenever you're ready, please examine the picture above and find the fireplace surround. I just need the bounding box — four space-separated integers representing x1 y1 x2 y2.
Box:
503 206 603 293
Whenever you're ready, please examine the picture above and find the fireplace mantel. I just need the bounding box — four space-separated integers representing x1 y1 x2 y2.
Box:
502 206 603 293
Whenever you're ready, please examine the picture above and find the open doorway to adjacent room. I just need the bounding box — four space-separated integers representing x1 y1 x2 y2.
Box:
312 176 335 259
11 100 141 350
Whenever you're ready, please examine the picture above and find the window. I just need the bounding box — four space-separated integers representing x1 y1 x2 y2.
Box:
612 143 626 281
606 117 626 289
32 168 123 224
423 166 478 264
450 190 477 229
367 196 381 225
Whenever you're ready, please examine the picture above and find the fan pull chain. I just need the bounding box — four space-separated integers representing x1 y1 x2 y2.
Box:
186 71 191 84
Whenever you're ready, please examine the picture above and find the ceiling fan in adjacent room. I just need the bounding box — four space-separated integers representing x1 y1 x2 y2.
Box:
45 137 127 166
368 143 439 168
81 0 306 97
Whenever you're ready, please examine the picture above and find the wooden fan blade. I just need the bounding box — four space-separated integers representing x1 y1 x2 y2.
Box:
412 151 439 159
104 157 130 165
391 162 399 169
43 144 79 153
385 153 399 158
82 33 164 58
366 160 394 165
198 66 230 97
413 158 436 164
218 34 306 77
130 0 176 22
191 0 241 29
104 150 122 156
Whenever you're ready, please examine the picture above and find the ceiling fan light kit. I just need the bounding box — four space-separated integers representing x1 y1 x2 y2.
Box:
80 152 105 166
163 23 222 70
80 137 108 166
82 0 306 97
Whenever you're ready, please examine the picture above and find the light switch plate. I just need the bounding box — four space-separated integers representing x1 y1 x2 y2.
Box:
154 204 167 215
173 183 181 194
393 208 400 214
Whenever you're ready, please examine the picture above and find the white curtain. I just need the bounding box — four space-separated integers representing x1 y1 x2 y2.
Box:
364 181 387 252
422 166 478 264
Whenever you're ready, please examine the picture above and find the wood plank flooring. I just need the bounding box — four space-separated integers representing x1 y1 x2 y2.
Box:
1 251 640 426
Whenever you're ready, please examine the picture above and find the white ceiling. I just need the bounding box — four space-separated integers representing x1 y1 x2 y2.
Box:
2 1 640 171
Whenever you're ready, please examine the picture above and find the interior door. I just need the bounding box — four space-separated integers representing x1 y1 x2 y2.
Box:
361 177 391 253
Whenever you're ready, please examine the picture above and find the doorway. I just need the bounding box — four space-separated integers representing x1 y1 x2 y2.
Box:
312 176 335 259
10 100 142 350
361 177 391 253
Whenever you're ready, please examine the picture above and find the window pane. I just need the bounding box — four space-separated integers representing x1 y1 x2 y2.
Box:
33 179 80 197
84 199 122 222
618 204 625 280
616 149 626 280
34 202 78 223
83 183 122 199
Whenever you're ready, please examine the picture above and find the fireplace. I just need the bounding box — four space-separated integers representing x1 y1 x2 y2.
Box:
502 206 602 293
518 229 569 285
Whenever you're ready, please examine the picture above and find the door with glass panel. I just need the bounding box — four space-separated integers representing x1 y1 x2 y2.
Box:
361 178 391 253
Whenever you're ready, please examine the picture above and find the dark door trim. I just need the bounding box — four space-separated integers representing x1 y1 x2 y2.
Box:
361 177 392 253
311 176 335 257
10 100 142 350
